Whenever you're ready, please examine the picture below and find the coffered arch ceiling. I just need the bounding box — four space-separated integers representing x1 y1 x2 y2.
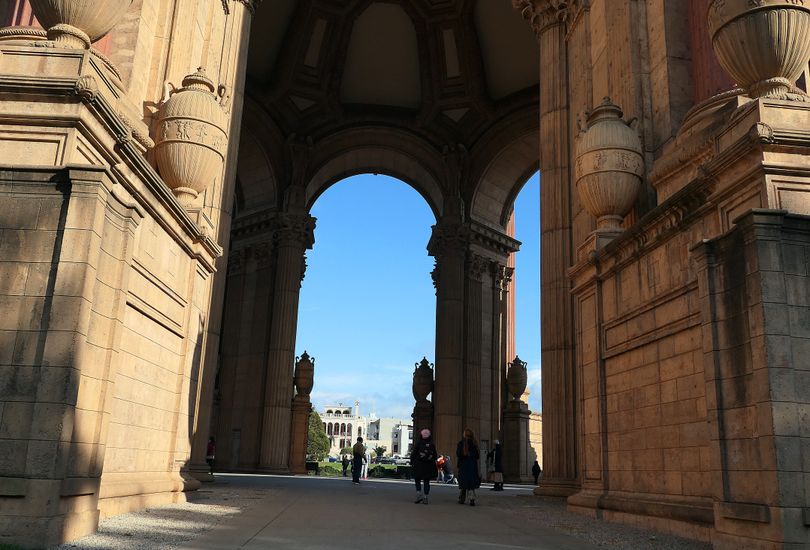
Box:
244 0 539 210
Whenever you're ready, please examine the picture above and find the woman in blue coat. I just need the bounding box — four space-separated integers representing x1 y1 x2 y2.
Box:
456 428 481 506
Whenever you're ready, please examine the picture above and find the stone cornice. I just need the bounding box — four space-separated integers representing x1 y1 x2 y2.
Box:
429 220 520 258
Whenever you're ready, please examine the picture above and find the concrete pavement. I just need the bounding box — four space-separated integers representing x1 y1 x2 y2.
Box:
178 474 597 550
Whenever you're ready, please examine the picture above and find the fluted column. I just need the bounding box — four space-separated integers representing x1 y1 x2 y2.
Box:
463 253 488 437
429 224 467 456
259 213 315 471
490 263 513 442
514 0 579 496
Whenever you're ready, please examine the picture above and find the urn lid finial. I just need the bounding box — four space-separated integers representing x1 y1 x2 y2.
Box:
182 67 216 93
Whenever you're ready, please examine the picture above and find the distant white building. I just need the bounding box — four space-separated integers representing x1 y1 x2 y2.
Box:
320 401 368 456
319 401 411 458
367 417 412 457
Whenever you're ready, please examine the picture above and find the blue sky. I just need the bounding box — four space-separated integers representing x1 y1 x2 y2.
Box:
296 172 541 419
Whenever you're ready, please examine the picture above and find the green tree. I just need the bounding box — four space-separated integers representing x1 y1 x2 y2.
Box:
307 411 330 461
340 447 352 456
374 445 387 459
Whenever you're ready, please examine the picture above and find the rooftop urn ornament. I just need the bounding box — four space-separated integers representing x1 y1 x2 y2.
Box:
574 97 644 231
412 357 434 404
708 0 810 100
507 356 528 401
29 0 133 49
155 68 229 206
294 351 315 398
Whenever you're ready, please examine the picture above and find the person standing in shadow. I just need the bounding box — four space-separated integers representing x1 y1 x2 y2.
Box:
456 428 481 506
532 460 542 485
342 454 349 477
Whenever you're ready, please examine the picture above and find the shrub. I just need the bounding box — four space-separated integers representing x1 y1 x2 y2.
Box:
319 464 342 477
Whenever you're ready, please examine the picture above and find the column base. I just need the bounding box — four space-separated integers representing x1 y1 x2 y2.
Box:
187 461 215 483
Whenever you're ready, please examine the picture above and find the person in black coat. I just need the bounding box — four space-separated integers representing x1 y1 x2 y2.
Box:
531 460 541 485
410 428 438 504
456 428 481 506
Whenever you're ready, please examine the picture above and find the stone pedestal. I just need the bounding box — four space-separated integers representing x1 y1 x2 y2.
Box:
412 401 434 437
288 397 311 475
0 39 221 546
502 400 533 483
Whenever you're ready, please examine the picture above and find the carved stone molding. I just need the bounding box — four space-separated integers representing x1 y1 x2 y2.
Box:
430 261 440 294
73 74 98 101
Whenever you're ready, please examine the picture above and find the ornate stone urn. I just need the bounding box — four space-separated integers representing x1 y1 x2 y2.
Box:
507 356 528 401
294 352 315 398
29 0 132 49
412 357 434 403
154 68 229 206
708 0 810 100
574 97 644 231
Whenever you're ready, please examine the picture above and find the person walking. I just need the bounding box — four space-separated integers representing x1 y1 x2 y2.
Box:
205 437 216 475
411 428 438 504
456 428 481 506
341 454 349 477
532 460 542 485
351 437 365 485
489 440 504 491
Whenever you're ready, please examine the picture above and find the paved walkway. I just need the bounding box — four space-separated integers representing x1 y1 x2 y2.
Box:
183 475 589 550
59 474 712 550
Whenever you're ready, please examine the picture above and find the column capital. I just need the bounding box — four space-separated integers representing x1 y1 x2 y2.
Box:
275 213 316 249
428 223 468 258
513 0 588 38
466 252 490 282
491 263 515 291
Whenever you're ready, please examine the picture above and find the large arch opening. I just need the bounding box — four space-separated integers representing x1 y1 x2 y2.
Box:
297 173 436 461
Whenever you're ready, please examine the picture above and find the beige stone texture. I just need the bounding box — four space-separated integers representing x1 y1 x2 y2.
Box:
3 0 810 547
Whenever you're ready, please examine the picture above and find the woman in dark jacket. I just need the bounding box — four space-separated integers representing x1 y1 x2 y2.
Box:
410 428 438 504
456 428 481 506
